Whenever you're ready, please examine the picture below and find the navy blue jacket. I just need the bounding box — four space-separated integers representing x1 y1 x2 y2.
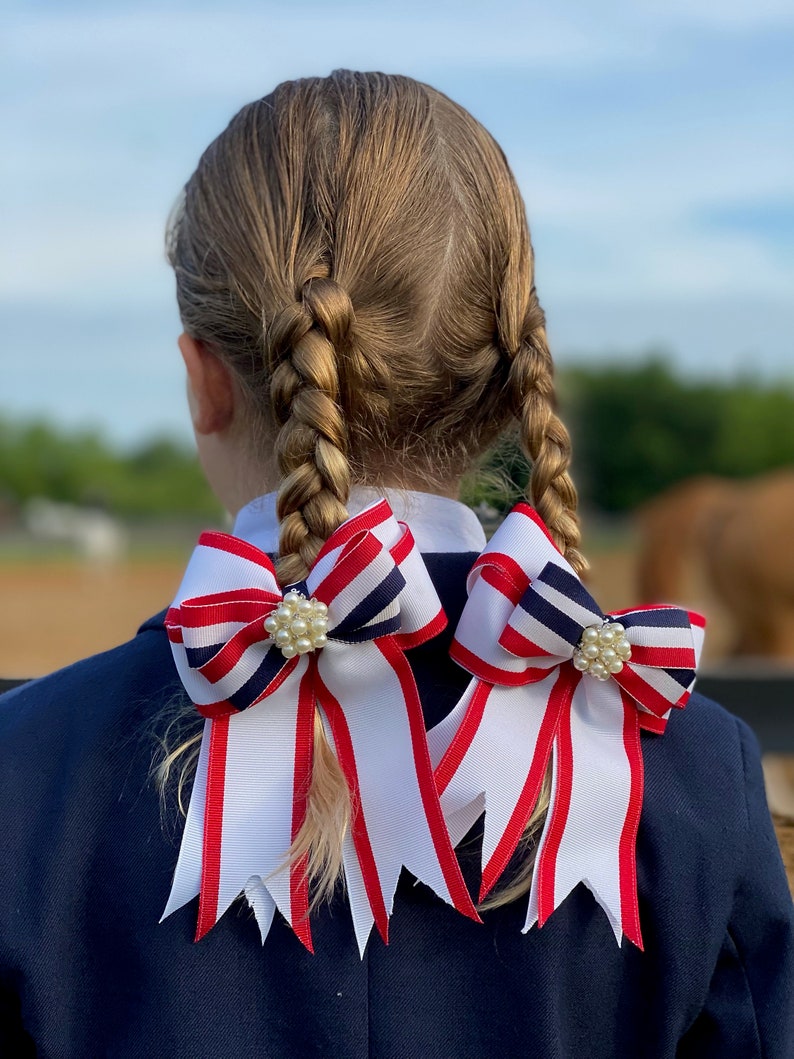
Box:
1 553 792 1058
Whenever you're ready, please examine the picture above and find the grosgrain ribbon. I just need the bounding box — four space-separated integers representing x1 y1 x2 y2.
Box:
162 499 479 955
427 502 705 948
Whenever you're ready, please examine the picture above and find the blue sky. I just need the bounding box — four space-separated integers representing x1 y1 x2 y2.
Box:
1 0 792 443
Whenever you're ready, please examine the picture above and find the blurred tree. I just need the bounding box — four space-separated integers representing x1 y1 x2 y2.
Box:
714 381 794 476
564 360 723 511
567 360 794 511
0 417 219 518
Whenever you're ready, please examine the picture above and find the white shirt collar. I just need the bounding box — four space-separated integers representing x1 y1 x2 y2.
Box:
232 487 486 554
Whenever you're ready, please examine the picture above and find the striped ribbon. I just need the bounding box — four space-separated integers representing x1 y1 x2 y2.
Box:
427 502 705 948
162 499 479 955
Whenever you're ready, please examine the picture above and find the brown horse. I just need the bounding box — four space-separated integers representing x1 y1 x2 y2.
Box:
636 470 794 659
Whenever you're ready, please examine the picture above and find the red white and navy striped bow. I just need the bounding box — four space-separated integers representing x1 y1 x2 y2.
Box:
162 499 479 955
427 502 705 948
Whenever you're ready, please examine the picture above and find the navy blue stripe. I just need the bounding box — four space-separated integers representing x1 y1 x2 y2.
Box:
535 562 603 621
228 646 287 711
331 566 406 640
284 579 310 597
621 608 689 629
517 562 602 648
666 667 695 690
518 588 585 648
331 615 402 644
186 643 222 669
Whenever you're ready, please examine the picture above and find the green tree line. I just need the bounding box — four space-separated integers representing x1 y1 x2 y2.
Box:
0 421 219 518
564 360 794 512
1 360 793 518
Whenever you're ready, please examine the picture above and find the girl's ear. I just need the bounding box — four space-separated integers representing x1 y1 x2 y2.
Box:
178 333 236 435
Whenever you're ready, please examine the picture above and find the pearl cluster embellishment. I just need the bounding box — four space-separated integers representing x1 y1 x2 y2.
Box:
264 590 329 659
572 621 632 681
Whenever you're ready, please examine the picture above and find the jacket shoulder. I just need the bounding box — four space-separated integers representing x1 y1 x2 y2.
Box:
642 689 756 849
0 613 181 756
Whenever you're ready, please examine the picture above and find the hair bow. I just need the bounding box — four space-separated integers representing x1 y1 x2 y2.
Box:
162 499 479 955
427 502 704 948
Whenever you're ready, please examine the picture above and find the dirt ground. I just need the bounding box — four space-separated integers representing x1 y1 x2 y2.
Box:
0 557 186 678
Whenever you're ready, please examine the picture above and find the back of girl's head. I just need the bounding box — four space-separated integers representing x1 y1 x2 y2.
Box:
168 69 584 582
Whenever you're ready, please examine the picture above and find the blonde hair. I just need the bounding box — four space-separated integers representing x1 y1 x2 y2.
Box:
162 71 585 910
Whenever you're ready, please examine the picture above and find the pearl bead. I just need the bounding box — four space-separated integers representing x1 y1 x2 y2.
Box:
264 591 332 658
574 620 632 681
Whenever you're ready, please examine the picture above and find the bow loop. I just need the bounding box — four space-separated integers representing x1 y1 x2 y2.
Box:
166 519 417 717
500 561 605 662
166 538 284 719
609 605 700 721
308 529 406 643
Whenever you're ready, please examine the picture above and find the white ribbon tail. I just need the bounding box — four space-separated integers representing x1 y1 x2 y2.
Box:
244 876 277 945
525 678 644 948
429 669 564 900
161 657 314 946
316 717 375 959
426 682 486 847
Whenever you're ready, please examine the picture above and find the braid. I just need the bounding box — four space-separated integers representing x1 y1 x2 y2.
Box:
506 294 587 577
269 278 354 585
482 295 587 913
267 276 358 907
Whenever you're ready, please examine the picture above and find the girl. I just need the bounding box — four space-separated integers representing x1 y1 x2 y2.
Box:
1 71 792 1058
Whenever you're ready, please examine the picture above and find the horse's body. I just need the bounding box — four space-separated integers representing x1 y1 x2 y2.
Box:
637 470 794 659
